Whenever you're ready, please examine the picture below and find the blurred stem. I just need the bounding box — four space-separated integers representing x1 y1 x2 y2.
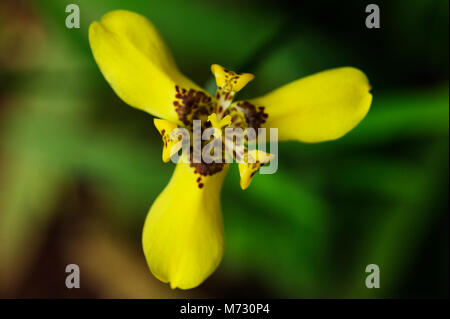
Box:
347 138 449 298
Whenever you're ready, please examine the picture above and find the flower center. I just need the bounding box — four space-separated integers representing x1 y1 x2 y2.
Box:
166 64 270 179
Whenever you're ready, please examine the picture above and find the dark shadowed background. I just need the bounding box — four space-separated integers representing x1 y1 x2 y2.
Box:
0 0 448 298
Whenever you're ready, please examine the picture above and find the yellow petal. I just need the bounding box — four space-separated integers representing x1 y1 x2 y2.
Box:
142 163 228 289
242 67 372 143
89 10 205 123
238 150 275 190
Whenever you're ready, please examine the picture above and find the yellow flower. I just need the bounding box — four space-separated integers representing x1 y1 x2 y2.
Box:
89 10 372 289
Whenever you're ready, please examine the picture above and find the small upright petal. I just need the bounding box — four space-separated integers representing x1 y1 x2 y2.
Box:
238 150 275 190
211 64 254 92
154 118 182 162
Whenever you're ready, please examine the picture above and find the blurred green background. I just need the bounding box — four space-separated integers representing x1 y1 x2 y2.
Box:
0 0 448 298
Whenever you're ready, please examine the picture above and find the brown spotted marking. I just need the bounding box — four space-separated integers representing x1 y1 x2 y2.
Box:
173 85 215 126
236 101 268 130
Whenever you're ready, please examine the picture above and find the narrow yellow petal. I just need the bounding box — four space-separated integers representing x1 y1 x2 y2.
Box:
238 150 274 190
89 10 206 123
142 163 228 289
240 67 372 143
154 118 182 163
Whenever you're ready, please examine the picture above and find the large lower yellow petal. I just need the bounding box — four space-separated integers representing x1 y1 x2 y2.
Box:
243 67 372 143
142 163 228 289
89 10 204 123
